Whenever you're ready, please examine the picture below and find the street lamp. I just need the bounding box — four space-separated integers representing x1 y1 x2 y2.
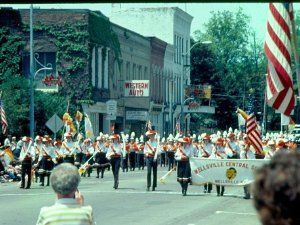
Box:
29 5 53 138
180 40 212 135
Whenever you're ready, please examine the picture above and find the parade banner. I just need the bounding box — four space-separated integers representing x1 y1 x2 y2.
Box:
190 158 269 186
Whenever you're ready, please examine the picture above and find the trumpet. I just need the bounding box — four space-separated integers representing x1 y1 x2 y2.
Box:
159 167 176 184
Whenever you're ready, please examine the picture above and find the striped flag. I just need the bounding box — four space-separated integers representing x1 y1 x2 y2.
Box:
264 3 295 116
110 123 115 134
175 120 181 134
246 97 263 155
0 99 8 136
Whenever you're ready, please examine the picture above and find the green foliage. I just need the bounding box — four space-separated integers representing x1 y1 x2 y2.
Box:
0 26 29 138
0 27 23 83
0 77 29 138
88 11 121 64
192 8 267 131
0 10 121 137
34 92 69 136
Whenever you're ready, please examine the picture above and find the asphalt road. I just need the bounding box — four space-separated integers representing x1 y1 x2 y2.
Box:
0 166 261 225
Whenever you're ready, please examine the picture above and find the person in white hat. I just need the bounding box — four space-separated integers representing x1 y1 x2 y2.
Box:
264 140 276 159
74 134 85 169
198 133 214 193
62 133 76 165
53 140 63 165
81 138 95 177
224 133 240 159
129 132 137 171
106 134 123 189
94 135 110 178
210 137 232 196
144 130 161 191
166 134 176 171
32 135 43 183
137 135 145 170
19 136 33 189
38 137 56 186
240 141 255 199
160 137 167 167
175 136 193 196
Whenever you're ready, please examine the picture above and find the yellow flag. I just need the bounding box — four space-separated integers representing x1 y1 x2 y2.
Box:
84 113 94 139
236 108 248 120
76 111 83 123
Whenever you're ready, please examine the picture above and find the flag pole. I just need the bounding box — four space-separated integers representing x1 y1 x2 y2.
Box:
291 7 300 103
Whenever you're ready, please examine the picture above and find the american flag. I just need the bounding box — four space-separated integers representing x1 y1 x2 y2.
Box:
0 99 8 136
146 120 152 131
264 3 295 116
110 123 115 134
246 96 263 155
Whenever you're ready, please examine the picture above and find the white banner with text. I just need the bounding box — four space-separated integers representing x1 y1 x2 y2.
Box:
190 158 269 186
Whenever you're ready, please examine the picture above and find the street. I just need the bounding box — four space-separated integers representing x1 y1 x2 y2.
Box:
0 166 261 225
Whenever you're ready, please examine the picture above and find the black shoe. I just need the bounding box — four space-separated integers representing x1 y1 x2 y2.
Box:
40 183 44 186
204 189 207 193
152 187 155 191
217 193 220 196
25 186 30 189
220 192 224 196
96 176 99 178
208 190 211 193
20 186 24 189
243 194 250 199
183 190 187 196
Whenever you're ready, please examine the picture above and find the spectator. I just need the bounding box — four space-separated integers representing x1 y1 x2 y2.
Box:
252 151 300 225
36 163 96 225
13 138 23 159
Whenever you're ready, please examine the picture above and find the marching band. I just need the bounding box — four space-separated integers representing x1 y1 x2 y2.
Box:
0 127 298 199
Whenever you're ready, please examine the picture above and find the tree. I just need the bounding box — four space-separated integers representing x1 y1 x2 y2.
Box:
192 8 267 131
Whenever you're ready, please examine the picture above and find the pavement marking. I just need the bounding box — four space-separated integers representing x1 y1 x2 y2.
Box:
215 211 256 216
0 192 53 197
0 188 247 197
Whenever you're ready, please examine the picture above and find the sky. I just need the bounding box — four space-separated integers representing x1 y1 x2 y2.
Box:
1 3 300 43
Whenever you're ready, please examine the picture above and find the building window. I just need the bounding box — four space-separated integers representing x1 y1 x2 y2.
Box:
126 62 130 80
133 63 136 80
118 61 123 92
138 65 142 80
144 67 148 80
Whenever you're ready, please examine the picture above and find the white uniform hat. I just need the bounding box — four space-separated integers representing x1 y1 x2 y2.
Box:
167 134 174 142
139 135 144 143
174 133 180 141
130 132 135 140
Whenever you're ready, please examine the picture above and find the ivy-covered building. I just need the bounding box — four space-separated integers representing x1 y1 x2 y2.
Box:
0 8 118 135
1 7 173 136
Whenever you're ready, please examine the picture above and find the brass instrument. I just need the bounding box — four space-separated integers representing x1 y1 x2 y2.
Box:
78 152 97 175
159 167 176 184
